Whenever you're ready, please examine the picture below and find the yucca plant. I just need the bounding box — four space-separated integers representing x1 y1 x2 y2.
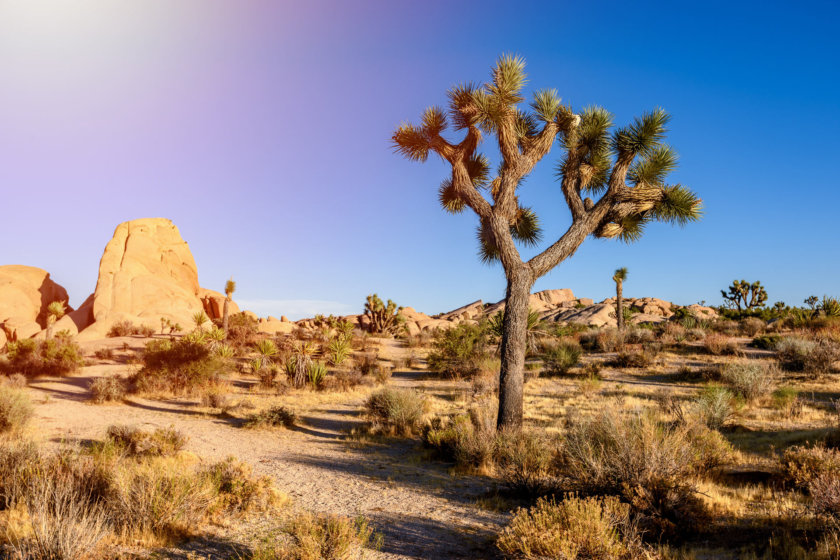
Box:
183 330 208 344
612 267 628 331
328 337 351 366
256 339 279 361
192 310 209 331
393 55 702 429
250 357 264 374
287 342 315 388
820 296 840 317
216 344 235 359
45 301 67 340
336 320 355 340
308 361 328 390
223 277 236 336
208 327 226 343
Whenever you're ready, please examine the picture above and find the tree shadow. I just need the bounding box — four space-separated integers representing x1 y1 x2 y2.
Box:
368 511 502 559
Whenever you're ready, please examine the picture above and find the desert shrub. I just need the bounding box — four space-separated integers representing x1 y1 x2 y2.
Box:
781 444 840 489
685 328 707 341
771 386 802 416
810 473 840 518
624 327 656 344
0 386 33 434
364 387 425 436
245 406 297 429
495 429 560 497
1 372 27 389
580 328 624 353
609 350 652 368
424 404 497 470
249 511 380 560
751 333 782 350
556 409 723 537
200 385 231 409
693 385 735 430
497 495 648 560
108 319 138 337
328 370 369 392
541 339 582 375
774 336 840 375
1 338 84 378
203 456 278 514
353 352 378 377
226 312 260 349
663 323 687 343
703 333 739 356
132 338 229 395
740 317 766 336
373 364 393 385
94 347 115 360
427 322 490 378
89 376 128 404
106 425 187 457
720 361 776 402
327 337 351 366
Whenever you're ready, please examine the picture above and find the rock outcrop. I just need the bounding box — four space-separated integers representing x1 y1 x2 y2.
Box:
200 288 240 321
76 218 238 340
0 265 71 344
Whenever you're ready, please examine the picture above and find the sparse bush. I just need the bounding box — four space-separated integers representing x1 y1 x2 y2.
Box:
693 385 735 430
580 328 624 353
496 429 560 497
497 495 648 560
354 352 378 376
541 339 582 375
94 347 115 360
782 444 840 489
427 322 490 379
132 338 229 395
245 406 298 429
1 372 27 389
703 333 739 356
609 350 652 368
200 385 231 409
1 338 84 378
777 337 840 375
226 312 260 349
686 328 707 341
106 425 187 457
108 319 138 337
721 361 776 402
249 511 380 560
364 387 425 436
424 404 497 470
203 456 278 514
329 370 369 392
0 386 33 434
373 364 393 385
556 409 724 536
810 473 840 518
89 376 127 404
771 386 802 416
624 327 655 344
740 317 766 337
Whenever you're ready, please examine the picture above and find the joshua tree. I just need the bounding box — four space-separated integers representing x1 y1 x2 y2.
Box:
393 55 701 430
45 301 66 340
612 268 628 331
192 311 209 331
721 280 767 313
223 277 236 336
804 295 819 311
363 294 404 336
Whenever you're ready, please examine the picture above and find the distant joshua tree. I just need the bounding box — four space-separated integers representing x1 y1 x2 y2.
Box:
363 294 404 336
45 301 66 340
721 280 767 313
612 268 628 331
804 295 819 311
393 55 702 430
223 277 236 336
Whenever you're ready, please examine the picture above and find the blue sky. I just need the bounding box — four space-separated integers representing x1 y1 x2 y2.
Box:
1 1 838 318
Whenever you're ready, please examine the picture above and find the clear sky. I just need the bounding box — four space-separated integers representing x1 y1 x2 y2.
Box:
1 1 838 319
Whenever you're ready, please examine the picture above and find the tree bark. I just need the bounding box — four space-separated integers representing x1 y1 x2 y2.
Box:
222 298 230 337
497 268 533 431
46 316 55 340
616 281 624 331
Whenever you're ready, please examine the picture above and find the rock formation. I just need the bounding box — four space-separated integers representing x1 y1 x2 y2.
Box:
0 265 71 344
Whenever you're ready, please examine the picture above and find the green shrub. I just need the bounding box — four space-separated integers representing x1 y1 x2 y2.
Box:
541 340 582 375
0 386 33 434
364 387 426 436
771 386 801 414
245 406 298 429
497 495 648 560
89 376 128 404
308 361 328 391
1 338 84 378
427 322 490 378
226 312 260 349
751 334 782 350
108 319 138 337
132 338 229 395
424 404 496 470
720 361 776 402
327 337 351 366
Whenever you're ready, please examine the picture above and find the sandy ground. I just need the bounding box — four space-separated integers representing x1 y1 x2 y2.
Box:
21 336 506 560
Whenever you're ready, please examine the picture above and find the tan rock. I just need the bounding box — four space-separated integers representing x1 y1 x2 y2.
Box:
532 289 575 306
258 319 296 335
0 329 6 349
630 313 667 325
0 265 71 328
199 288 240 321
243 310 259 321
280 316 289 323
2 317 43 341
79 218 207 340
686 304 718 320
439 300 484 321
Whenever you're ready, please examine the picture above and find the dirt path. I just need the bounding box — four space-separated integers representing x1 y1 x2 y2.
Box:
21 338 505 560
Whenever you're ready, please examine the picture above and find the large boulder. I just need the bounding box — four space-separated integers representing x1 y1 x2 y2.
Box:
0 265 72 344
78 218 206 340
199 288 240 321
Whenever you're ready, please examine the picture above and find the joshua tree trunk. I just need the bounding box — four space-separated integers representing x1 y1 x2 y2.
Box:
616 281 624 331
497 267 533 430
46 316 55 340
223 297 230 336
